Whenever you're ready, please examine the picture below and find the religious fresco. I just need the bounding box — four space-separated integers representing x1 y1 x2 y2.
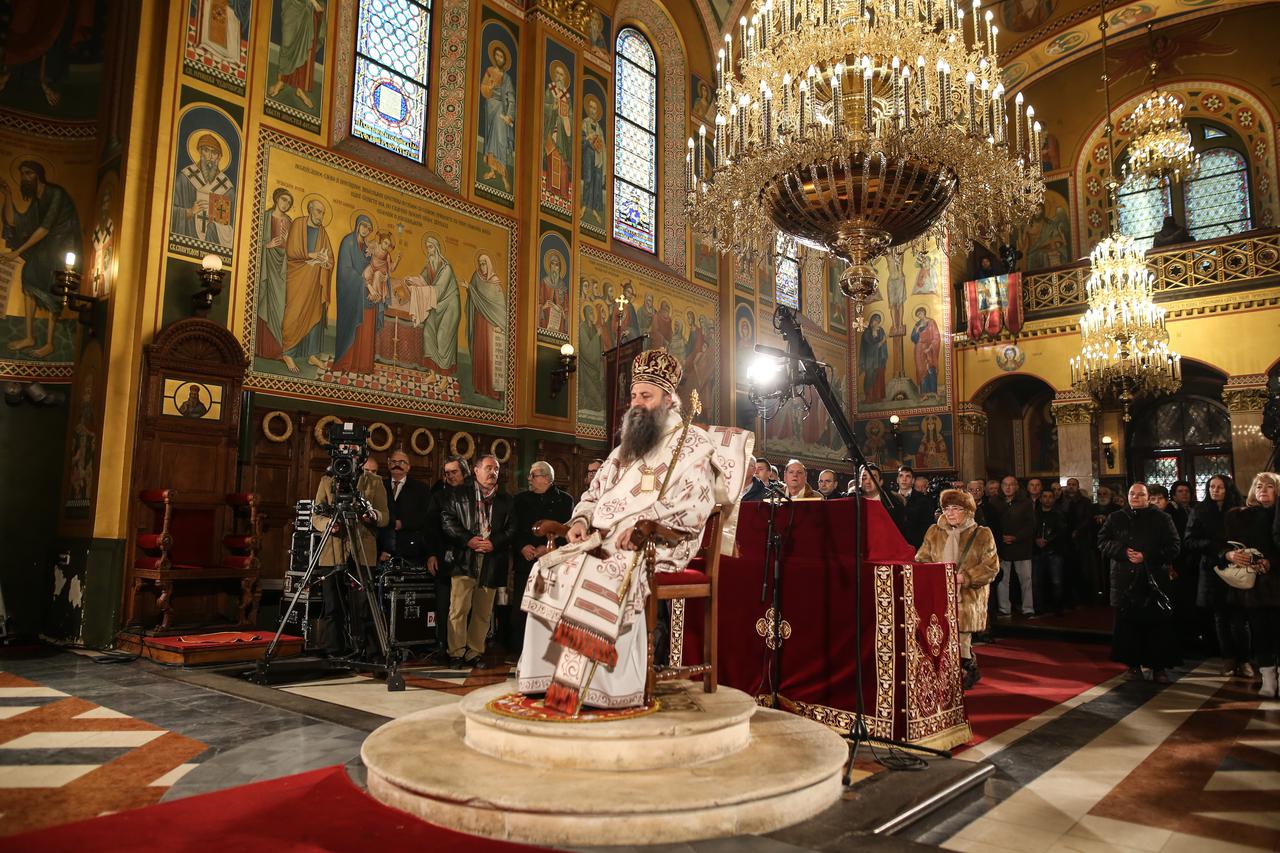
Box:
586 6 612 63
825 257 848 336
537 222 571 339
88 171 118 298
751 312 848 464
575 246 720 434
0 128 94 367
474 10 519 208
1025 398 1058 477
690 74 714 122
0 1 108 121
852 237 952 417
853 414 955 472
264 0 327 134
579 71 608 239
1000 0 1057 32
184 0 252 96
243 130 517 423
61 336 103 524
733 297 754 385
1017 177 1072 272
168 94 243 265
540 38 575 222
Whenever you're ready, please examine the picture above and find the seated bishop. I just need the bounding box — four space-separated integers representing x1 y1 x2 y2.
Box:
517 348 752 715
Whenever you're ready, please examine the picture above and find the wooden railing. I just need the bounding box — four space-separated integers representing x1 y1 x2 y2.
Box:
1019 227 1280 319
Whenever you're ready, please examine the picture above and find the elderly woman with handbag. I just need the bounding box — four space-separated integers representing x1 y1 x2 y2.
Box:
915 489 999 689
1223 472 1280 697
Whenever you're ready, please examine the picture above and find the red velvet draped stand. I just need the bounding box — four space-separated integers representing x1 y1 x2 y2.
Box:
680 498 971 751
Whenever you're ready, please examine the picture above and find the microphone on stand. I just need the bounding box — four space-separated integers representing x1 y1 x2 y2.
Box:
763 480 792 501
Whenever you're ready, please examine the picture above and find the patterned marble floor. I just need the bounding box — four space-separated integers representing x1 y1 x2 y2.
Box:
1 645 1275 852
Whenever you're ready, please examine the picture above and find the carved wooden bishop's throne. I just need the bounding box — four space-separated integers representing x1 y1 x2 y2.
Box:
533 505 726 705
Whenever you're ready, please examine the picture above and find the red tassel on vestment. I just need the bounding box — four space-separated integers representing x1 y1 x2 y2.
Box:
551 619 619 667
544 680 579 715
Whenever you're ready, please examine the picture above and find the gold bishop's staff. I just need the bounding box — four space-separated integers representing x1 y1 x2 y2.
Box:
574 389 702 716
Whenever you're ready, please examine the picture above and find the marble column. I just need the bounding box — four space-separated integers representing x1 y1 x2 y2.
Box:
955 406 988 481
1052 398 1100 495
1223 376 1272 486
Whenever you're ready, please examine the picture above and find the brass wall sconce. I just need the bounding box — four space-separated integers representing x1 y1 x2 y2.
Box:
193 254 226 316
51 252 99 336
1101 434 1115 469
889 414 904 455
549 343 577 399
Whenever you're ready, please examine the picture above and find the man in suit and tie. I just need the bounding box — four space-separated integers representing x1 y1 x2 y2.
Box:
379 448 432 566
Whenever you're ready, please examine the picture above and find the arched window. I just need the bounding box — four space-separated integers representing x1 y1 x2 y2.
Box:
774 234 801 309
613 28 658 253
1116 119 1253 248
1116 173 1172 248
1129 396 1232 496
351 0 434 163
1185 147 1252 240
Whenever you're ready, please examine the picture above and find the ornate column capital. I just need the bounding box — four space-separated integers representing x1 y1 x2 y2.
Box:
957 411 988 436
1223 386 1269 414
1051 400 1099 425
528 0 591 33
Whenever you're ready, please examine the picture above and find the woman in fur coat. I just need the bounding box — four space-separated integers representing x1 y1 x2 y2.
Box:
915 489 1000 688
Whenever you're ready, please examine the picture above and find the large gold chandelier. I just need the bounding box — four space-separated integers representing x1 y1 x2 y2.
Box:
1070 13 1180 422
1122 25 1198 186
1070 235 1181 421
685 0 1044 326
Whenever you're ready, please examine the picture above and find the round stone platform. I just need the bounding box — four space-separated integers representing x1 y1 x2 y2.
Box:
362 681 848 846
461 680 757 771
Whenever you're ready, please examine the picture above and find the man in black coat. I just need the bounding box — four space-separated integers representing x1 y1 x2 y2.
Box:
1033 489 1070 614
994 476 1036 617
425 455 470 655
896 465 935 548
1099 483 1181 681
505 460 574 660
741 457 772 502
441 453 516 668
378 449 433 565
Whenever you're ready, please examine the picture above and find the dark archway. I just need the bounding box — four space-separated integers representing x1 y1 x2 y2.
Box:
979 374 1058 480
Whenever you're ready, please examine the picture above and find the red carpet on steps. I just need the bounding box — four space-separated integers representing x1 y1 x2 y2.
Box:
5 765 551 853
960 637 1126 747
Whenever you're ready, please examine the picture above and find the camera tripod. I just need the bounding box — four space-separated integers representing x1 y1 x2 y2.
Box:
254 498 405 691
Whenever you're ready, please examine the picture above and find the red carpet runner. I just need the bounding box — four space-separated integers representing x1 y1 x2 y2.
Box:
5 765 551 852
960 637 1125 747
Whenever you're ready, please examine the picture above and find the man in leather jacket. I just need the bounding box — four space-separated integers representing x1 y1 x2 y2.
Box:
441 453 516 668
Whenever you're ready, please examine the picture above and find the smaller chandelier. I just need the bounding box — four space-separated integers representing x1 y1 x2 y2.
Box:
1070 234 1181 421
1124 86 1197 185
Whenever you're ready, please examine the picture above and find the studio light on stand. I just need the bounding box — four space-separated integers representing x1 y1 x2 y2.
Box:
50 252 99 336
193 253 226 316
549 343 578 399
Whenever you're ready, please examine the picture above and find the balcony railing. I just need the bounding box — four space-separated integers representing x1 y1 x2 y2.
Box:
1020 228 1280 319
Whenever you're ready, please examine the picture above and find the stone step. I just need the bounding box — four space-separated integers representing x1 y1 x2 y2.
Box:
362 683 848 846
460 681 757 771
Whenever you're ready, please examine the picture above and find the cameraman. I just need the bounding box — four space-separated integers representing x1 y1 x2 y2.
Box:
312 440 390 658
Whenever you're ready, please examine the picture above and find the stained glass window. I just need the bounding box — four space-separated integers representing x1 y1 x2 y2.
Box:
1185 148 1251 240
774 234 801 309
352 0 433 163
613 28 658 253
1116 172 1172 248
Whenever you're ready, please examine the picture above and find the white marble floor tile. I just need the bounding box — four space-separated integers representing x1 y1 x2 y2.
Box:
0 707 38 719
148 763 199 787
1 730 164 749
1202 770 1280 792
1193 811 1280 831
1066 815 1171 852
1046 836 1149 853
1160 831 1272 852
0 764 98 787
981 795 1082 835
0 687 66 698
74 707 130 719
949 815 1065 853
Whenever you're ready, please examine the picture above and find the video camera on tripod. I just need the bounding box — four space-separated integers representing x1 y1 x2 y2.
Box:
315 422 373 522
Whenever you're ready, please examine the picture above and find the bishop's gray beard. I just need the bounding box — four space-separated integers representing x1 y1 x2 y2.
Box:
618 405 664 465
